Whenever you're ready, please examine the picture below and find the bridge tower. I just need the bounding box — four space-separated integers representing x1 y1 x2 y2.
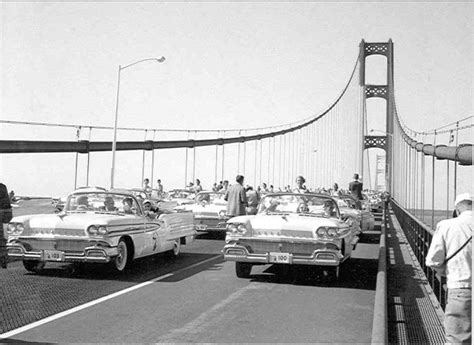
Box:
359 39 394 193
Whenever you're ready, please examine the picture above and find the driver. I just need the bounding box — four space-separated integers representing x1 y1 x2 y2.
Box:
76 195 90 210
323 200 336 217
296 199 309 213
102 196 118 211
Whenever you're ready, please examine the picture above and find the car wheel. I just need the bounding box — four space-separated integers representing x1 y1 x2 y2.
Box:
166 239 181 257
23 260 45 273
235 262 252 278
113 239 130 272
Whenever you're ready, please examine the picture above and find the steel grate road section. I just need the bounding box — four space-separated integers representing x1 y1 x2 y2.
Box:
387 208 445 344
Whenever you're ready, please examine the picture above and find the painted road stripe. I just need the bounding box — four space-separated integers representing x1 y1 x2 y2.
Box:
0 254 222 340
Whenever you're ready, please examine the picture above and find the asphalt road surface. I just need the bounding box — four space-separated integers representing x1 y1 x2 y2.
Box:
1 225 380 343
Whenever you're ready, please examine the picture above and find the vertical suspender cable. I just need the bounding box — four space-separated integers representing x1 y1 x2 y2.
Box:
446 160 450 218
151 130 156 189
214 131 219 184
185 130 189 188
192 131 196 184
431 131 437 229
86 127 92 186
272 135 276 187
237 130 241 174
259 138 263 185
243 132 247 178
74 126 81 190
221 131 225 183
267 136 271 186
454 121 459 199
254 139 258 187
141 129 147 186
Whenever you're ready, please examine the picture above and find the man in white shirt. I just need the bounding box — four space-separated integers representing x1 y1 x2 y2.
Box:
426 193 472 344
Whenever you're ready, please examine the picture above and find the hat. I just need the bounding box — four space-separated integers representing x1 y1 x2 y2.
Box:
455 193 472 206
143 199 151 205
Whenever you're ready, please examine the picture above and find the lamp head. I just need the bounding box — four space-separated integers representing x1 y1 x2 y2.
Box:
156 56 166 63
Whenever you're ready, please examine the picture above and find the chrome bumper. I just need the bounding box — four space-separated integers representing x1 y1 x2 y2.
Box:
194 218 228 232
7 243 119 264
222 243 344 266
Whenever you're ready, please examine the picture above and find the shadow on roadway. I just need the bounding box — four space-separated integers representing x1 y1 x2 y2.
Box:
247 257 378 290
22 252 223 284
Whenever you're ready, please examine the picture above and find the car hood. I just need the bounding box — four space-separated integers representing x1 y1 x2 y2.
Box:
230 214 347 238
12 213 139 235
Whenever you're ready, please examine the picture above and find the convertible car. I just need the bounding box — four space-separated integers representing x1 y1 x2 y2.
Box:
222 193 360 279
335 194 375 232
6 190 196 273
174 191 229 232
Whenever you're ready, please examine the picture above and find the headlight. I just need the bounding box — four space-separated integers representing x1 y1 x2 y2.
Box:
87 225 98 235
97 226 108 235
227 223 247 236
237 224 247 235
7 223 24 235
316 227 327 237
316 226 339 239
218 210 227 218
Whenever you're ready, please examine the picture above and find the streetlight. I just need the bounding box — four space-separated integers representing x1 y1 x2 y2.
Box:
110 57 166 189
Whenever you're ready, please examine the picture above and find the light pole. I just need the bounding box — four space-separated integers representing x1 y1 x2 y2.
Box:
110 57 165 189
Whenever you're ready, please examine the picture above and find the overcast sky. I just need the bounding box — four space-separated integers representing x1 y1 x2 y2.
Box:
0 2 472 200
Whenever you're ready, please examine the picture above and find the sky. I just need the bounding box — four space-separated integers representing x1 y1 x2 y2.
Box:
0 1 472 207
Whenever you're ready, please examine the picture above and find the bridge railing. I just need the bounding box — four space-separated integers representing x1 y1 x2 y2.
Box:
390 199 447 309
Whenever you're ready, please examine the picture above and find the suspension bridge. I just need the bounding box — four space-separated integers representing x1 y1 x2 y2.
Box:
0 40 472 343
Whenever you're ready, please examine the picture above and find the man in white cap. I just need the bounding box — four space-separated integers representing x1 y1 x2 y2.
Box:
426 192 472 344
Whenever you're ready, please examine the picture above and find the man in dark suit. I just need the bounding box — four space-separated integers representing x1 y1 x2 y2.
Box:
348 173 363 209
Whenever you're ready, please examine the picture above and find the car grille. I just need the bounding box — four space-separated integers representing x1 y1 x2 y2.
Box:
238 239 339 255
19 239 89 253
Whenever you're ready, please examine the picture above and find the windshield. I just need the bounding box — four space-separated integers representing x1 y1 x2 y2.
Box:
257 193 340 218
168 190 195 199
196 192 226 204
65 192 143 215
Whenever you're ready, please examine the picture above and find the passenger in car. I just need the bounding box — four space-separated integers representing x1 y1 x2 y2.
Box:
122 197 134 214
323 200 337 217
76 195 90 210
101 196 118 212
143 200 159 218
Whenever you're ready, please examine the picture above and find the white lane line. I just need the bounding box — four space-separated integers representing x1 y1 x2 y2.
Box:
157 283 265 343
0 254 222 340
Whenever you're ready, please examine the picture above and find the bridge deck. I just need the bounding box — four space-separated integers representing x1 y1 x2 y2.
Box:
387 208 445 344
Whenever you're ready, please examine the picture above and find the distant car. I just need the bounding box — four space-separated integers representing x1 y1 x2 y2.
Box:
174 191 229 232
163 189 196 207
335 194 375 232
7 190 196 273
223 193 360 279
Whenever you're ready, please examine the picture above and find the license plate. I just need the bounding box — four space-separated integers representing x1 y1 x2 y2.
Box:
195 224 207 230
43 250 64 262
269 252 290 264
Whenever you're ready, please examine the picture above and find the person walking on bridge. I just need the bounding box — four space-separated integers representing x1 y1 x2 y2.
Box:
348 173 363 209
426 193 472 344
224 175 247 217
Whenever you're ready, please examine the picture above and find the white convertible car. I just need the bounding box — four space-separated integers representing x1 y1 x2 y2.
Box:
6 190 196 273
223 193 360 279
174 191 229 233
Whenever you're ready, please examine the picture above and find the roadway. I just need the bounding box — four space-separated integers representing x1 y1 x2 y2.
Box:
1 216 381 343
